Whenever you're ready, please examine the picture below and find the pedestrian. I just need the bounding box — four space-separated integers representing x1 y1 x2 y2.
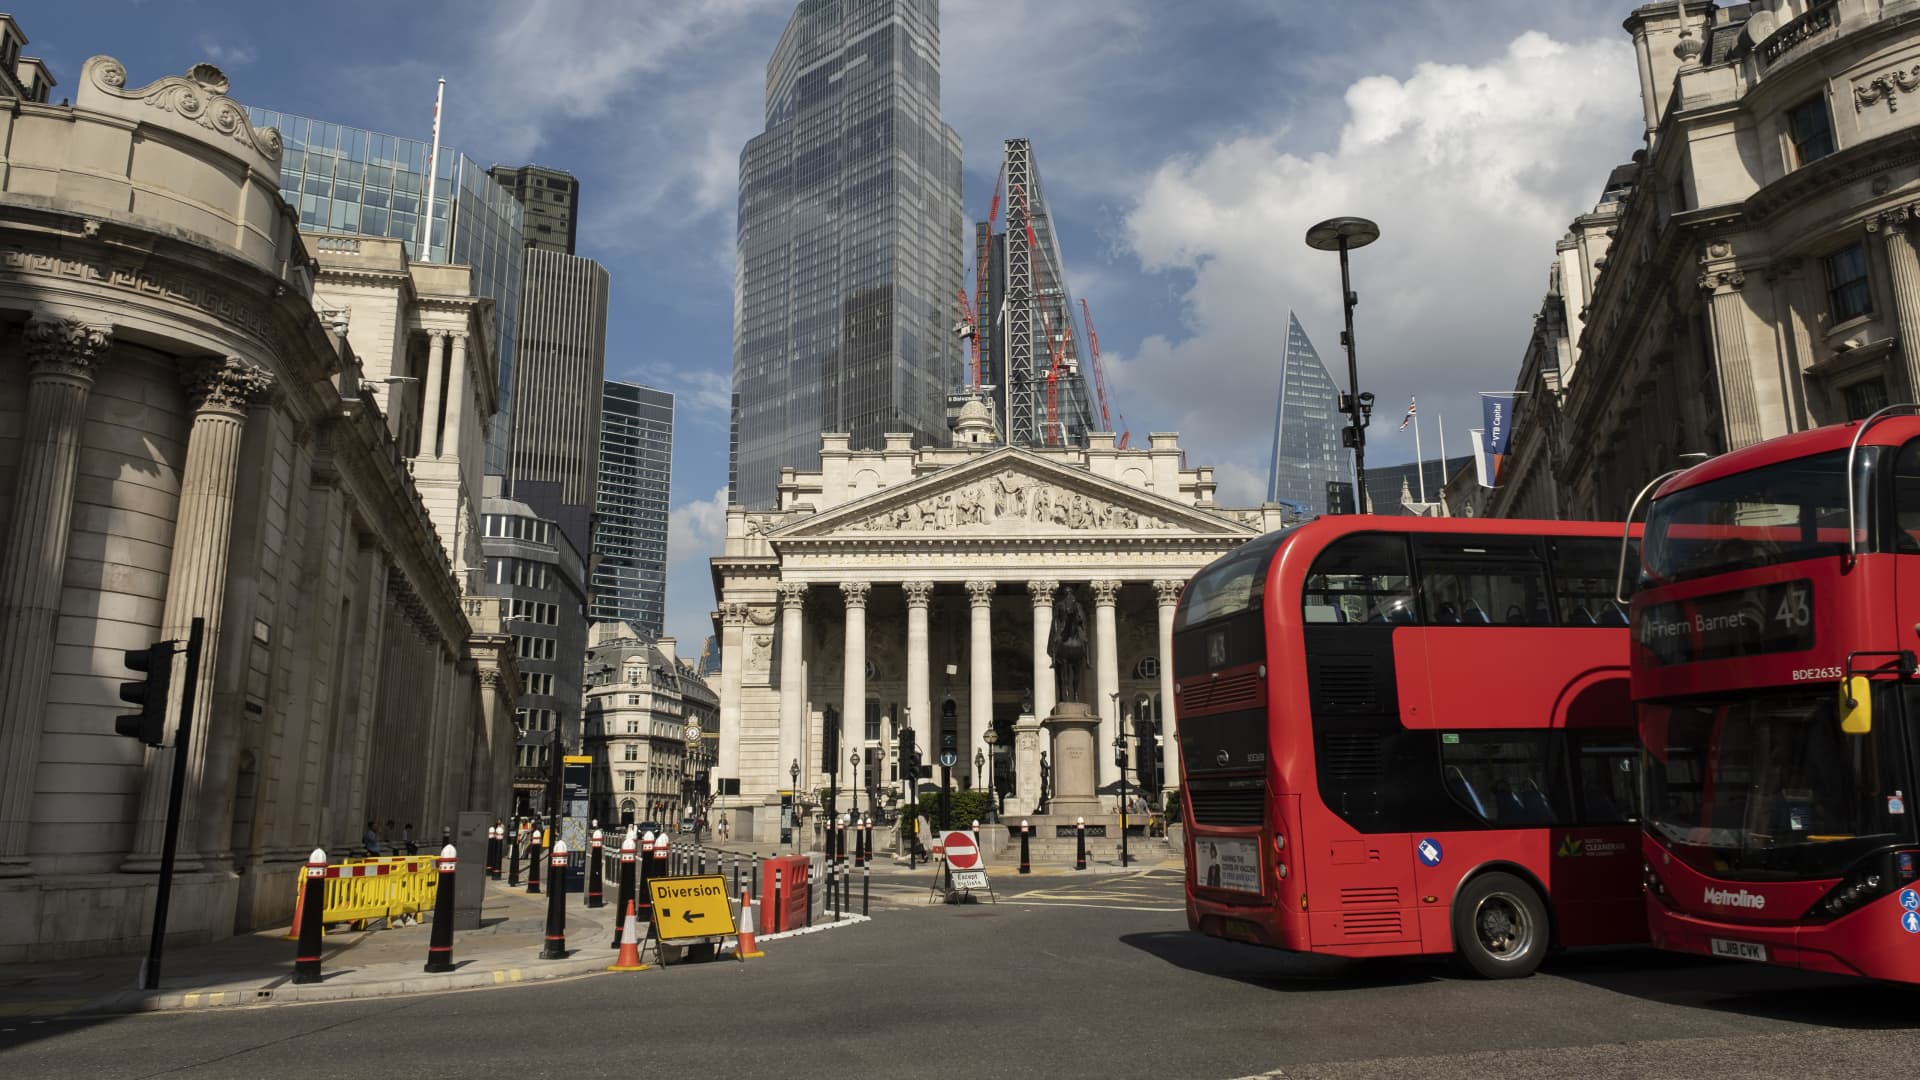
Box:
403 822 417 855
362 820 381 857
718 814 730 843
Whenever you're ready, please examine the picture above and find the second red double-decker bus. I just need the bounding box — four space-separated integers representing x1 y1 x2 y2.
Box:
1633 410 1920 982
1178 515 1646 978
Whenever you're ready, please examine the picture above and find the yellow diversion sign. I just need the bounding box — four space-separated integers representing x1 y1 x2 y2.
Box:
646 875 737 943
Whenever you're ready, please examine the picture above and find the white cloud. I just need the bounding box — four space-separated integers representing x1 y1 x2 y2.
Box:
200 39 257 67
663 485 730 647
1116 30 1640 489
668 485 729 571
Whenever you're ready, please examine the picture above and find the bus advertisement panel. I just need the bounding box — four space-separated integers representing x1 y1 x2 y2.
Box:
1178 516 1645 978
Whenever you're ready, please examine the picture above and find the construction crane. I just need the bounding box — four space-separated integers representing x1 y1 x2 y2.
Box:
957 163 1007 392
1079 297 1129 449
955 287 981 389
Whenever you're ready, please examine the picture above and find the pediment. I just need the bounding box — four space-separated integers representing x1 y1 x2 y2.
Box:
770 447 1256 541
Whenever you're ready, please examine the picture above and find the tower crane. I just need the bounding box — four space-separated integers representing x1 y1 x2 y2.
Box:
1079 297 1129 449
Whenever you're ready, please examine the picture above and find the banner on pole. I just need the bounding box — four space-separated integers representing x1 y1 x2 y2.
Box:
1470 429 1491 489
1479 393 1517 487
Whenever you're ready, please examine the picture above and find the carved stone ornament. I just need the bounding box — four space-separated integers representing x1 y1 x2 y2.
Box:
839 581 871 608
777 582 810 608
1091 580 1122 606
24 316 112 382
1696 270 1746 293
840 467 1171 533
182 355 276 413
85 56 284 162
1153 579 1185 606
966 580 996 606
1856 65 1920 114
902 581 935 608
1028 579 1060 606
1706 241 1732 259
477 669 502 689
720 602 751 627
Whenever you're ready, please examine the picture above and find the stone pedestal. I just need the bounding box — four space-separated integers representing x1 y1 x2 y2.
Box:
1042 702 1102 819
1008 713 1042 816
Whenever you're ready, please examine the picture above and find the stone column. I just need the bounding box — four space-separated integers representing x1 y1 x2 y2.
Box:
1027 580 1058 721
1091 579 1122 787
776 582 807 792
126 356 277 870
1873 211 1920 401
966 580 995 788
418 331 447 458
839 582 869 798
716 602 747 801
444 334 470 461
1154 579 1184 797
1699 269 1762 451
0 317 112 876
902 581 933 769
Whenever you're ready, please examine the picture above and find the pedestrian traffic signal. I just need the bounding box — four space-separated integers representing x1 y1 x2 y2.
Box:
116 639 176 747
821 705 840 774
899 727 917 782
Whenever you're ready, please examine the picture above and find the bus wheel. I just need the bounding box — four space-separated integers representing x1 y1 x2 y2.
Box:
1452 872 1547 979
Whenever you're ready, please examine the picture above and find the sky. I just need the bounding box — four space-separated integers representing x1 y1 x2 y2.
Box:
24 0 1649 653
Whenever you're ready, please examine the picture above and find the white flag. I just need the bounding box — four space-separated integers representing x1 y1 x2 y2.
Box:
1470 429 1491 489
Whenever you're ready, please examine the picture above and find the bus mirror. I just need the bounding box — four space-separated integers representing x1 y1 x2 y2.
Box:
1840 676 1873 735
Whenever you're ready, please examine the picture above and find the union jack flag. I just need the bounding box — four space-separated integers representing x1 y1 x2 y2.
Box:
1398 397 1417 432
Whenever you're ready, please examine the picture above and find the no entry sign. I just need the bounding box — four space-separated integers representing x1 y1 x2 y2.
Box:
942 830 980 871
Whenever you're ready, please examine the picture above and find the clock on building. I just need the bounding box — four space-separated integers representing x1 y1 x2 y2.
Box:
684 722 702 744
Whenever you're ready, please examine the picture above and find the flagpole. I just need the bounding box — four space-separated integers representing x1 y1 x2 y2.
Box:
1414 409 1427 504
418 77 445 262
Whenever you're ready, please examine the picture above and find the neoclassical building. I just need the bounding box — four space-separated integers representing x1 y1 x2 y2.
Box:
1497 0 1920 520
582 629 716 827
709 409 1292 841
0 50 516 960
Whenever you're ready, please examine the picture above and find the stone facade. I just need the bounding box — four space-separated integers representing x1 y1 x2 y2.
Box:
583 630 716 827
709 426 1291 842
0 52 515 961
1502 1 1920 521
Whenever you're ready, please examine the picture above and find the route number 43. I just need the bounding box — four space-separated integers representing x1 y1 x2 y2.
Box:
1776 587 1811 628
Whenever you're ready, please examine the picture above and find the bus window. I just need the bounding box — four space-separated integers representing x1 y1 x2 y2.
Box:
1549 536 1635 626
1893 439 1920 553
1178 529 1283 630
1303 533 1414 626
1413 538 1550 627
1439 732 1564 825
1569 732 1639 824
1641 449 1867 584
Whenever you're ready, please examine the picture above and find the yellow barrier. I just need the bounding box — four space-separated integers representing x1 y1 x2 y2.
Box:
292 856 440 931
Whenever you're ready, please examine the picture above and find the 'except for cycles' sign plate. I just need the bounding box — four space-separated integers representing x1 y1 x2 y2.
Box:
942 830 981 871
646 875 736 943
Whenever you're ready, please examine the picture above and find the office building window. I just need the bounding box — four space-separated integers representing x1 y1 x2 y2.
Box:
1826 243 1872 324
1787 94 1836 167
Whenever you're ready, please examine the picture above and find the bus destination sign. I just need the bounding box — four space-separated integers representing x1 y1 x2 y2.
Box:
1637 579 1814 666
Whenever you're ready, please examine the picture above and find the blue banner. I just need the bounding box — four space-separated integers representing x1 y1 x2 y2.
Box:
1480 393 1517 487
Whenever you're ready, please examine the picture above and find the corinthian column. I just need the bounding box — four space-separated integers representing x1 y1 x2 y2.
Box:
903 581 933 767
717 602 747 799
966 580 995 787
776 583 807 791
1091 580 1122 787
1872 210 1920 402
1028 580 1058 722
0 317 112 876
126 355 277 870
840 581 870 795
418 331 447 457
1153 579 1184 797
1699 269 1762 450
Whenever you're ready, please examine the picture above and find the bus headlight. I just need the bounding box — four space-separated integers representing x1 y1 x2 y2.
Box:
1277 862 1288 880
1806 856 1897 922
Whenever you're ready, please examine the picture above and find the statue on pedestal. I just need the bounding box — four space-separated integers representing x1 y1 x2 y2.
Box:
1048 586 1088 704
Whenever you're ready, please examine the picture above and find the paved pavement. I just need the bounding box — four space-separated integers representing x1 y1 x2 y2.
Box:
7 867 1920 1078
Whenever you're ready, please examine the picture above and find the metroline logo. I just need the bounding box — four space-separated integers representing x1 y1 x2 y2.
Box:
1703 886 1767 910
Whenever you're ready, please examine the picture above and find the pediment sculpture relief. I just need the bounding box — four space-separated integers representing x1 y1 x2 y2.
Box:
842 469 1171 533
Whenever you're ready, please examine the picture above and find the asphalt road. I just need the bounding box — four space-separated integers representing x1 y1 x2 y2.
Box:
5 868 1920 1079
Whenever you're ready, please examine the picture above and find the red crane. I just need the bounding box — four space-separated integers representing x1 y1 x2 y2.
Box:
1079 297 1129 448
957 163 1007 392
956 287 981 389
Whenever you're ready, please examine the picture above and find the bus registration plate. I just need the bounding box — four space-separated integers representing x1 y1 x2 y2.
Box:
1710 938 1767 962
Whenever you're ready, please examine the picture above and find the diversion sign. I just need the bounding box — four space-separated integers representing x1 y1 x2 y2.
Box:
646 875 737 943
1637 579 1814 665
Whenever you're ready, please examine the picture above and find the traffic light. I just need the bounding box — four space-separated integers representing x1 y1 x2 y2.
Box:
940 697 957 756
1134 714 1160 798
821 705 840 774
899 726 918 783
116 639 176 747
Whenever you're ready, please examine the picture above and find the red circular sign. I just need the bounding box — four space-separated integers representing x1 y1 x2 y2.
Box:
942 830 980 871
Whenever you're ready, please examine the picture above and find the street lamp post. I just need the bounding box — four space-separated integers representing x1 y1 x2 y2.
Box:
788 758 799 853
973 748 985 816
1306 216 1381 513
1113 728 1130 869
849 748 861 852
982 724 1000 822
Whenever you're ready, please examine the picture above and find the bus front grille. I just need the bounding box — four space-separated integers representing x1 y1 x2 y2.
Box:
1181 670 1264 713
1339 911 1403 937
1188 786 1264 826
1340 886 1400 907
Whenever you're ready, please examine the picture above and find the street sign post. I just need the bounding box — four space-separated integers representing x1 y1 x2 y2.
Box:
931 829 995 904
941 830 980 871
939 750 957 768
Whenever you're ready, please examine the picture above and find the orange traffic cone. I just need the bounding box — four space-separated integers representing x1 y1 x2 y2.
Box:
735 888 764 960
608 900 648 971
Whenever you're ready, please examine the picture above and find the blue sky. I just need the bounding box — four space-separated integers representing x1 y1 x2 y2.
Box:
25 1 1646 651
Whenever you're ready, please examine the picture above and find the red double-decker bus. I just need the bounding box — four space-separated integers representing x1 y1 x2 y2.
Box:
1632 410 1920 982
1178 516 1646 978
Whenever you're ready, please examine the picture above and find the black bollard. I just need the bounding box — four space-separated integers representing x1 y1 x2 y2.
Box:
804 860 813 929
637 832 655 923
424 844 458 972
527 830 543 895
484 825 497 880
773 867 784 933
508 826 522 886
1075 817 1087 870
854 819 864 869
751 855 759 897
1019 820 1032 874
612 834 637 948
587 829 605 909
862 860 870 916
292 848 328 984
541 840 569 959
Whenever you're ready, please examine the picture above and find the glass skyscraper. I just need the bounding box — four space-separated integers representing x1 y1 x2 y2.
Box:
1266 312 1349 517
593 382 674 639
731 0 965 508
246 107 526 474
